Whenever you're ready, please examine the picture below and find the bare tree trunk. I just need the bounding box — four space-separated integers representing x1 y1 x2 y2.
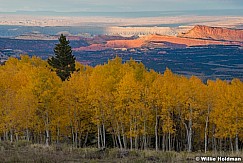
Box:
235 134 239 153
57 127 60 144
155 107 158 151
168 132 171 151
184 122 189 151
143 120 147 150
26 128 30 141
4 131 8 141
219 139 222 152
212 125 217 152
40 131 42 144
135 136 138 150
75 130 78 148
130 119 133 150
121 124 127 149
72 128 75 147
230 137 234 153
15 133 19 142
188 105 193 152
83 132 88 148
10 130 13 142
130 135 133 150
204 110 209 153
102 123 106 148
118 134 123 149
172 134 176 151
113 134 117 148
97 125 100 149
78 132 82 148
162 133 165 151
99 126 104 148
46 129 50 146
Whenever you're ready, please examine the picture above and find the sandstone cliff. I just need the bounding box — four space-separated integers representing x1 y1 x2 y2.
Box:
179 25 243 42
73 34 242 51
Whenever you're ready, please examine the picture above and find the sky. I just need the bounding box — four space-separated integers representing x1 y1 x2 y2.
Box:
0 0 242 12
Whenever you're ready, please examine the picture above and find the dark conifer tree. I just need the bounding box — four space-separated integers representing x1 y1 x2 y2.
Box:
48 34 76 81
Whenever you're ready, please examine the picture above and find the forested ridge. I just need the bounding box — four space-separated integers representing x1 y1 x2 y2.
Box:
0 55 242 153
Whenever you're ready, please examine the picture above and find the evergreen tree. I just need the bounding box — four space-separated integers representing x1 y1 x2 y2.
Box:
48 34 76 81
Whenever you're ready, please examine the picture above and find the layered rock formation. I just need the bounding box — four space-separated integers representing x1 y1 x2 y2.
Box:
179 25 243 42
73 34 242 51
73 25 243 51
73 39 145 51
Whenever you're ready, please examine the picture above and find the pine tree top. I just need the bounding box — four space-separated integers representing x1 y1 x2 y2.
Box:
48 34 76 81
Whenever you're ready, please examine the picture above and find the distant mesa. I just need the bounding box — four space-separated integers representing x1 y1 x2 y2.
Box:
82 25 242 51
179 25 243 42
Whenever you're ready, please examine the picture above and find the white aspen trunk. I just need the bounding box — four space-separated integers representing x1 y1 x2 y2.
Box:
205 104 210 153
97 125 100 149
135 136 138 150
204 106 209 153
72 128 75 147
188 105 193 152
162 133 165 151
212 125 217 152
230 137 234 153
46 129 50 146
10 130 13 143
172 134 176 150
83 132 89 148
26 128 30 141
102 123 106 148
57 127 60 144
117 123 123 149
143 135 147 150
78 131 82 148
235 114 239 153
98 125 103 148
155 107 158 151
130 137 133 150
121 124 127 149
113 134 117 148
3 130 5 141
235 134 239 153
5 131 8 141
219 139 222 152
143 119 147 150
188 124 192 152
39 131 42 144
44 110 50 146
183 122 189 151
118 134 123 149
169 132 171 151
99 126 103 147
134 118 138 150
15 133 19 142
143 122 147 149
130 119 133 150
75 130 78 148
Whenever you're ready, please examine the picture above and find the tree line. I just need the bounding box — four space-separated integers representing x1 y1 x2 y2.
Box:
0 55 242 153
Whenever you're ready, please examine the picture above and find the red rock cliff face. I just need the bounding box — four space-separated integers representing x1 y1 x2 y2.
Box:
180 25 243 42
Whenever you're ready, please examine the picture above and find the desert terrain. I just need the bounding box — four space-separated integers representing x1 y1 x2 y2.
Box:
0 14 243 37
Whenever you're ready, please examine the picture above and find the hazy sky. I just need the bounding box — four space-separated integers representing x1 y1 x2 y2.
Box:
0 0 242 12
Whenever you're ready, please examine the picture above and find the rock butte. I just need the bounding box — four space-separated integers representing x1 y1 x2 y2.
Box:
179 25 243 42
